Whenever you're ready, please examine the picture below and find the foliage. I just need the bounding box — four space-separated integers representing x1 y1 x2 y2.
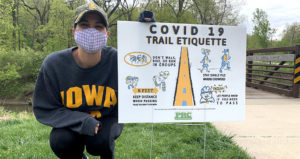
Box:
247 8 300 50
43 0 76 51
1 0 298 54
281 22 300 46
142 0 241 25
0 48 49 98
192 0 241 25
251 8 275 49
0 0 244 52
0 111 253 159
0 0 14 50
0 63 21 97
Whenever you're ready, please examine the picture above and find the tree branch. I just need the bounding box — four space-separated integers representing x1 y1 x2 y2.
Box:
143 0 151 10
219 0 227 24
108 0 121 18
192 0 204 23
164 0 178 18
21 0 35 10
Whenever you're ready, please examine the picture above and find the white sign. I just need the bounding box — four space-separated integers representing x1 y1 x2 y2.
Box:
117 21 246 123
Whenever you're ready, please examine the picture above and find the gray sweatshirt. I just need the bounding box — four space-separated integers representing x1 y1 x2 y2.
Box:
33 46 118 136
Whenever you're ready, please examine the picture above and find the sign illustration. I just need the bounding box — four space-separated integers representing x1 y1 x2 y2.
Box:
200 86 215 104
173 47 195 106
199 48 211 73
153 71 169 92
219 49 231 73
118 21 246 123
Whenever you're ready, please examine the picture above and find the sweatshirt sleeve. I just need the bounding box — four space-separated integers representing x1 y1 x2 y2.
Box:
33 65 99 136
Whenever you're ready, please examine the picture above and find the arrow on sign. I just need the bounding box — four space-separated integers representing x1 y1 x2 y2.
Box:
132 87 159 94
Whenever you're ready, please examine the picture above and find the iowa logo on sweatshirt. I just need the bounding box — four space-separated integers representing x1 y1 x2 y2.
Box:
60 85 117 109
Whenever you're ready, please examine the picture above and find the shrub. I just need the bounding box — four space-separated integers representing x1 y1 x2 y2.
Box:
0 48 49 98
0 63 21 98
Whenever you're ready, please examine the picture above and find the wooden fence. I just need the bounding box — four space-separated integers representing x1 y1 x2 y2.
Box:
246 45 300 98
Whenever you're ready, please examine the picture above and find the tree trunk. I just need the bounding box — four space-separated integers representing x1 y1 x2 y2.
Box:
17 0 20 50
12 0 17 50
31 26 35 49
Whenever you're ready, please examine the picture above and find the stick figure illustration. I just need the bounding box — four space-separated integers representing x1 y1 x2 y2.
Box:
126 76 139 89
200 86 215 104
153 71 169 92
199 48 211 73
219 49 231 73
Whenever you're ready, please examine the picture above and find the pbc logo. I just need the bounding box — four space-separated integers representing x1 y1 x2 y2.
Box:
175 112 192 120
124 52 152 67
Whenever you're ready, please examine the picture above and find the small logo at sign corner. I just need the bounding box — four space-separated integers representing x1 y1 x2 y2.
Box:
124 52 152 67
175 112 192 120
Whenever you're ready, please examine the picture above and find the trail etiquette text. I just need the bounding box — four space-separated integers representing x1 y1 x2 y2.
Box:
146 24 227 46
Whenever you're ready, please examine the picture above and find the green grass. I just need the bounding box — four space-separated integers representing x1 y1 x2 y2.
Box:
0 108 253 159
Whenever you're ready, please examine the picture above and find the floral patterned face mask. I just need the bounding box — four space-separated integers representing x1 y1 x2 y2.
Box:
75 28 107 54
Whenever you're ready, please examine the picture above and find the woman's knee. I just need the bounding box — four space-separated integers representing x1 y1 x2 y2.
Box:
85 118 123 157
50 128 84 158
86 135 114 156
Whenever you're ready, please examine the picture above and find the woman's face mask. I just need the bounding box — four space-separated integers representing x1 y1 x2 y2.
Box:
74 28 107 54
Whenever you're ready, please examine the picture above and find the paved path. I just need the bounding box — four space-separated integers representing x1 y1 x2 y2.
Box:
213 87 300 159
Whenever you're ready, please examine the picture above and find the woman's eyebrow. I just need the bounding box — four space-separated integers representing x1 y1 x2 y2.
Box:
79 19 88 23
95 21 104 25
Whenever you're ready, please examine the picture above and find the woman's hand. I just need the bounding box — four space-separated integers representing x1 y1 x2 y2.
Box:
94 123 100 135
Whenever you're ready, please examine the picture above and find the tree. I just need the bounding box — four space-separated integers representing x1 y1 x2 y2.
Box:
12 0 20 50
119 0 139 21
252 8 275 48
0 0 14 50
164 0 192 23
192 0 240 25
21 0 51 26
91 0 123 27
66 0 85 10
142 0 196 24
21 0 51 50
43 0 75 51
281 23 300 46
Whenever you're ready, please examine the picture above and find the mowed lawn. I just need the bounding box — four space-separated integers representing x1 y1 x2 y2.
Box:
0 108 253 159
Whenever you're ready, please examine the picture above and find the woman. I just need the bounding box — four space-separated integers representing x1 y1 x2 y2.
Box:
33 3 122 159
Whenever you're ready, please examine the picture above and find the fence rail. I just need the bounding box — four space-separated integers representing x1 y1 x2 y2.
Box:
246 45 300 98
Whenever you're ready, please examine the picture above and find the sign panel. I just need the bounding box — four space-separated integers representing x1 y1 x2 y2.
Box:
118 21 246 123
